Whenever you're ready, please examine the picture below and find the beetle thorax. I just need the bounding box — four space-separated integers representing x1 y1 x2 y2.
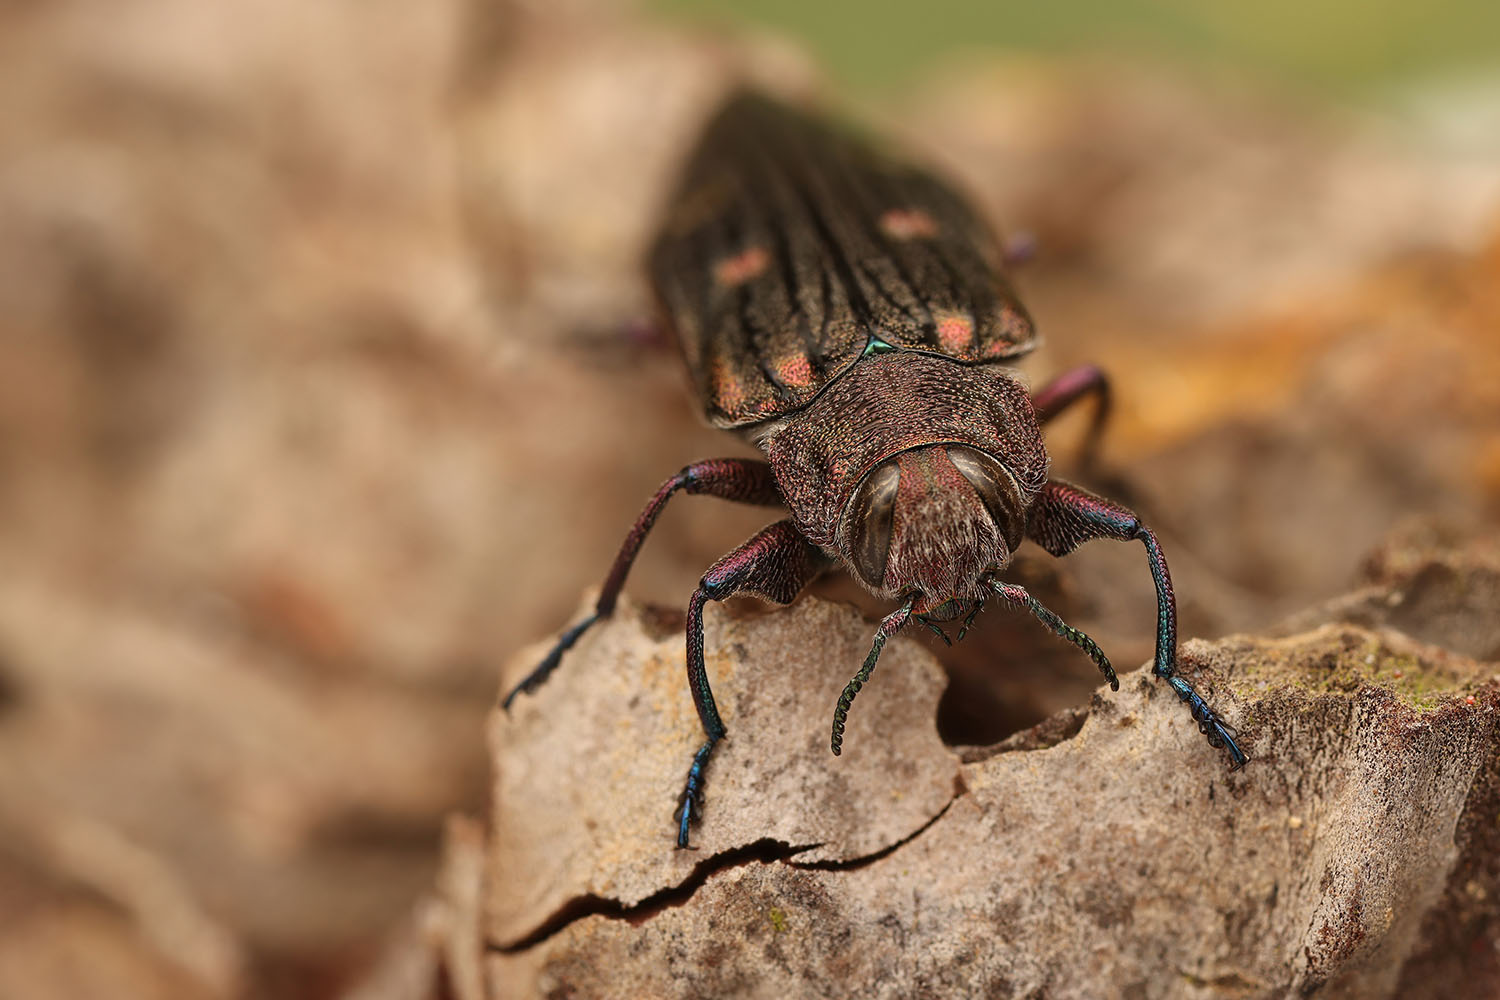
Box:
756 352 1049 598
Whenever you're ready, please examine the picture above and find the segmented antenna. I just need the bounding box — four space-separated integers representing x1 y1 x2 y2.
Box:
989 579 1118 690
831 597 916 756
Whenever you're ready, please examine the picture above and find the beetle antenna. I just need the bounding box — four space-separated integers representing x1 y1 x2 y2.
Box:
989 579 1118 690
831 596 917 756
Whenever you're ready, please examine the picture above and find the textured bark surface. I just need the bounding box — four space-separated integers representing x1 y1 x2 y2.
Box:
489 596 959 943
477 538 1500 999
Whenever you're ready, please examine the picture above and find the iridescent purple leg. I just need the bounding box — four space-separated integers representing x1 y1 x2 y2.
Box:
1027 481 1248 769
502 459 783 710
1031 364 1111 471
677 519 826 848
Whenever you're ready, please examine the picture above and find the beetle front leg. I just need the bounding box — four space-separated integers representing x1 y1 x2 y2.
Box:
1027 481 1248 769
1031 365 1111 471
502 458 783 709
678 519 825 848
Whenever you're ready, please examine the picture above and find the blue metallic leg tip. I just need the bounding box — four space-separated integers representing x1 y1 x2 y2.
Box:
675 740 717 849
1167 676 1249 770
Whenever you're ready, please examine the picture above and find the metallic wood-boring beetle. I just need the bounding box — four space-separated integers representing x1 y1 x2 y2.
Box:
505 91 1247 848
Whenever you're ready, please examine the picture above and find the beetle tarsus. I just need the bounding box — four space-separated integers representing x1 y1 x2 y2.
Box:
501 612 600 710
1166 676 1249 770
675 737 718 848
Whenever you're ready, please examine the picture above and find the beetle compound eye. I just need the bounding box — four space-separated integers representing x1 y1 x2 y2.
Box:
947 446 1025 548
846 461 901 589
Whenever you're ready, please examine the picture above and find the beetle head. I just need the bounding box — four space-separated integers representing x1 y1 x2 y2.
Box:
839 444 1028 607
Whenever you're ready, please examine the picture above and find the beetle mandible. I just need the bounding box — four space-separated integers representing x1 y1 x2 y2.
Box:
505 92 1247 848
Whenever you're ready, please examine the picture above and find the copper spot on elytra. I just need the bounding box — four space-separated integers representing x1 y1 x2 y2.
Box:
984 307 1032 356
752 397 782 418
775 355 814 389
711 359 746 413
714 246 770 287
879 208 938 241
935 312 975 353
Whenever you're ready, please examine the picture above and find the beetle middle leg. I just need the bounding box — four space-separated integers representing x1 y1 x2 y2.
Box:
502 458 783 710
1031 364 1111 471
1027 480 1248 769
677 518 826 848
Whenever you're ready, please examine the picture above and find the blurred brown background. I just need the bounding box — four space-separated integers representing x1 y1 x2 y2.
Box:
1 1 1498 998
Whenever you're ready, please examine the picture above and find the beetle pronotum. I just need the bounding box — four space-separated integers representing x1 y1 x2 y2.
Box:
506 92 1246 848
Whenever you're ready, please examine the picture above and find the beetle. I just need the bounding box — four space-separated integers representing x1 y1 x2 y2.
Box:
504 91 1247 848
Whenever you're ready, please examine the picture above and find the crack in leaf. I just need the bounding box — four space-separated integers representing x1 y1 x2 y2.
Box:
489 778 968 952
789 789 959 871
488 838 819 953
